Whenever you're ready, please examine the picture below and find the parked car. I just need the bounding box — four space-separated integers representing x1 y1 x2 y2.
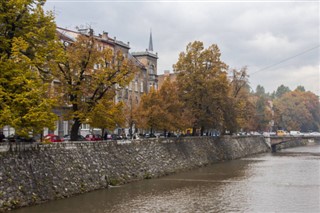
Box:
6 135 35 143
290 131 302 136
276 130 287 136
43 134 62 143
113 134 123 140
85 134 102 141
269 132 276 136
63 135 85 141
144 133 156 138
309 132 320 136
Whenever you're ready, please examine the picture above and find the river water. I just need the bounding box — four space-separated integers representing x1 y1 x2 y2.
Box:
12 143 320 213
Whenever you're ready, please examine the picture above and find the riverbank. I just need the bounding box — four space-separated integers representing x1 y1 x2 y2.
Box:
0 136 309 212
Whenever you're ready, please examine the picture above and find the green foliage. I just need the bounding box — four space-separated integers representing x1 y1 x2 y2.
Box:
254 96 273 131
255 85 266 96
295 85 305 92
0 0 58 136
272 84 291 99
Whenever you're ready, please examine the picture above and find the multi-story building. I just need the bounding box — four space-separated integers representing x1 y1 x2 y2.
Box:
53 27 158 137
157 70 176 89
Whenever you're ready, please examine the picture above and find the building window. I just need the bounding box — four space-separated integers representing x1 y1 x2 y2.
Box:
149 65 154 75
81 124 90 130
135 81 138 92
63 121 69 135
140 82 144 93
125 89 128 99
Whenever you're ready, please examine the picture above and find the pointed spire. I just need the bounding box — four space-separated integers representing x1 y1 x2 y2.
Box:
148 29 153 52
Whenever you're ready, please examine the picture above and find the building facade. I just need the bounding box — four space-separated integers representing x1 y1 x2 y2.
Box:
54 27 158 137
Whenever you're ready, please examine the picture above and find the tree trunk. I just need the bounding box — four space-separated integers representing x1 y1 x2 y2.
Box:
200 127 204 136
71 118 81 141
192 127 196 136
163 129 167 137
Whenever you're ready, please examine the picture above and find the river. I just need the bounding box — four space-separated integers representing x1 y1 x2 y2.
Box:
12 142 320 213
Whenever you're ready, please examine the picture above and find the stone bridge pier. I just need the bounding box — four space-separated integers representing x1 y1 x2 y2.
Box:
269 136 318 152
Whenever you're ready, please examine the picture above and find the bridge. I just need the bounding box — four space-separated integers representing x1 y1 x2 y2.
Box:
268 135 320 152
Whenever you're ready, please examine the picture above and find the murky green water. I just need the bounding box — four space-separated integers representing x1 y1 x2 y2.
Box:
12 143 320 213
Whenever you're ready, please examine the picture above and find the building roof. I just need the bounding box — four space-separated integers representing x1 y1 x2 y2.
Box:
56 27 130 50
128 53 146 69
131 50 158 59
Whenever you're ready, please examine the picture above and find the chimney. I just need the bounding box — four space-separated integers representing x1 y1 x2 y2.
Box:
102 31 108 40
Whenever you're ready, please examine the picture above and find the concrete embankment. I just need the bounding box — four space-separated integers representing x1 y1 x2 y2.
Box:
0 136 273 212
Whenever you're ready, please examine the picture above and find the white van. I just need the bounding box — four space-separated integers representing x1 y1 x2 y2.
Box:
290 131 302 136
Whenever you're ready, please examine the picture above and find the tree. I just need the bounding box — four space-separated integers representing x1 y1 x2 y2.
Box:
134 87 166 134
53 31 136 140
173 41 229 135
123 95 139 137
134 78 188 135
229 67 256 132
273 90 320 131
272 84 291 99
87 91 125 137
255 85 266 97
254 96 273 131
157 78 188 134
0 0 58 137
295 85 305 92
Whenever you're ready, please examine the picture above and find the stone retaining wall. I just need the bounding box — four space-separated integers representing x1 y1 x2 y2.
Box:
0 136 270 212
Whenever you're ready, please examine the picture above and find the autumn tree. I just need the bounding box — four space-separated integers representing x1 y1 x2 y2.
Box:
173 41 229 135
273 90 320 132
229 67 256 132
157 78 188 134
134 87 165 134
87 90 125 137
0 0 58 137
53 31 136 140
134 78 187 135
123 95 140 137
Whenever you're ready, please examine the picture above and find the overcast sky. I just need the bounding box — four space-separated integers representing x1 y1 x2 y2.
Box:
45 0 319 95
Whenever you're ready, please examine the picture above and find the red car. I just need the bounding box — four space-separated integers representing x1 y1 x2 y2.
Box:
43 134 62 143
85 134 102 141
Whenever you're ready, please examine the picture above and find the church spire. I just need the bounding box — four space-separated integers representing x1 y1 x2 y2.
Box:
148 29 153 52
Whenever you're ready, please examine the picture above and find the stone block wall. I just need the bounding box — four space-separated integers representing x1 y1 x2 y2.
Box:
0 136 270 211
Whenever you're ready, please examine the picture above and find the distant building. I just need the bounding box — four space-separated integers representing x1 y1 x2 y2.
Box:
157 70 176 89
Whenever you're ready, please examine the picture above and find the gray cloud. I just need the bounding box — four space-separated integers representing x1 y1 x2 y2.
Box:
45 1 319 94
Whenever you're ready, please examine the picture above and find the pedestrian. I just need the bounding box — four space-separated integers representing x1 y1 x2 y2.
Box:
103 131 108 140
0 132 5 142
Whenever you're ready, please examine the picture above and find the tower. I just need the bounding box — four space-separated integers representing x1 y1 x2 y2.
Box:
131 29 158 92
148 30 153 52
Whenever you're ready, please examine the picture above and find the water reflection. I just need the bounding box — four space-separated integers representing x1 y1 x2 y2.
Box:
12 143 320 213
